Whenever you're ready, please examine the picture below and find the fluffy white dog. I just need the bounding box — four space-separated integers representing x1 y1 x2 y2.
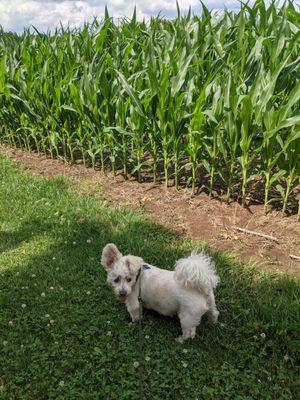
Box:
101 243 220 342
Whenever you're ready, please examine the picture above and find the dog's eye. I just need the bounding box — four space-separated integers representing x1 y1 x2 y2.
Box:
126 277 132 283
114 277 120 283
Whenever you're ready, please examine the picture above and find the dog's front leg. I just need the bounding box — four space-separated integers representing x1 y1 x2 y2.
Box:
126 298 142 322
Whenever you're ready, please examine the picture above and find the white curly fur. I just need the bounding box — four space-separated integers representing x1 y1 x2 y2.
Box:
174 251 220 294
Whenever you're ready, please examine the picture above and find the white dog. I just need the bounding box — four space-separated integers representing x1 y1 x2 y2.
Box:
101 243 220 342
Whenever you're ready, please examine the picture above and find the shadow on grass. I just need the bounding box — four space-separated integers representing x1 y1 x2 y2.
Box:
0 155 299 400
0 219 52 254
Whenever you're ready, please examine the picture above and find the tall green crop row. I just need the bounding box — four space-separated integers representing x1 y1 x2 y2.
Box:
0 1 299 215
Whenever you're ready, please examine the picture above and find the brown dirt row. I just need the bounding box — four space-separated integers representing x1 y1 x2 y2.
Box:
1 144 299 278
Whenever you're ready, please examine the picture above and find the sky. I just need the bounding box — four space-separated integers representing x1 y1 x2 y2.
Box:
0 0 250 33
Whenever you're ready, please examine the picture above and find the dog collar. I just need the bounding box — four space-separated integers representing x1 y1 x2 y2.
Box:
135 264 151 284
136 265 150 303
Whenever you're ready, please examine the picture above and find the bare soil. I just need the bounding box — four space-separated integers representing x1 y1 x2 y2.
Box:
1 144 299 278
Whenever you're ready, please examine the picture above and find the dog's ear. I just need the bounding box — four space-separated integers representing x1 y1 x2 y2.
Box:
101 243 122 270
125 256 144 275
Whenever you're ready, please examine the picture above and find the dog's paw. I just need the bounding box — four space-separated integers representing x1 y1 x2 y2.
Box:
175 336 185 344
131 317 141 323
209 310 219 324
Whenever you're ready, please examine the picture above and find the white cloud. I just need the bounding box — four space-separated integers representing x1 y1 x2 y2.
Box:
0 1 251 33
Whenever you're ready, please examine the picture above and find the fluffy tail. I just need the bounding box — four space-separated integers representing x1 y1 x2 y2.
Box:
174 251 220 294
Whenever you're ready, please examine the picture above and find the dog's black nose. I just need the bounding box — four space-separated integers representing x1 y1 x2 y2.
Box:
119 289 127 296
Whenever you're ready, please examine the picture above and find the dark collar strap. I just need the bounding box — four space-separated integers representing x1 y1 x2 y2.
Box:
136 264 151 283
135 266 142 283
136 264 151 302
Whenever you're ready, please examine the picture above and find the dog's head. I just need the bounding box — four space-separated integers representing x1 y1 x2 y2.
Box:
101 243 143 303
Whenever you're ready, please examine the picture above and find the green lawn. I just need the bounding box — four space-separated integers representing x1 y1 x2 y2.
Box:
0 154 299 400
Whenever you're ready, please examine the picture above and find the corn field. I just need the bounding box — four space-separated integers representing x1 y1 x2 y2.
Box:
0 1 299 215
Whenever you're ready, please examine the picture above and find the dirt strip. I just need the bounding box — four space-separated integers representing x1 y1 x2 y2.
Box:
1 144 299 277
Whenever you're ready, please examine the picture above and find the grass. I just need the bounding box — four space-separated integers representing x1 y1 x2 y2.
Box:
0 154 299 399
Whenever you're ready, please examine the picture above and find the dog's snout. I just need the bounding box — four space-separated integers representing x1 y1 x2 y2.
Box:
119 289 127 296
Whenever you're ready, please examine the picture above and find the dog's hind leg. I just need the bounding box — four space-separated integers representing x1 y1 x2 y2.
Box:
206 290 219 323
176 312 200 343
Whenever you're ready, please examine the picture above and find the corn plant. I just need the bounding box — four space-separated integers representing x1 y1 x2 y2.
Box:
0 1 299 215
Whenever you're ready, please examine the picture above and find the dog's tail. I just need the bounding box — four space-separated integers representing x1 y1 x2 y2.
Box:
174 251 220 294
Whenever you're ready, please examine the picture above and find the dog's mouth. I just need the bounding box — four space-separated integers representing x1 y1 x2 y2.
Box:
117 294 128 303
